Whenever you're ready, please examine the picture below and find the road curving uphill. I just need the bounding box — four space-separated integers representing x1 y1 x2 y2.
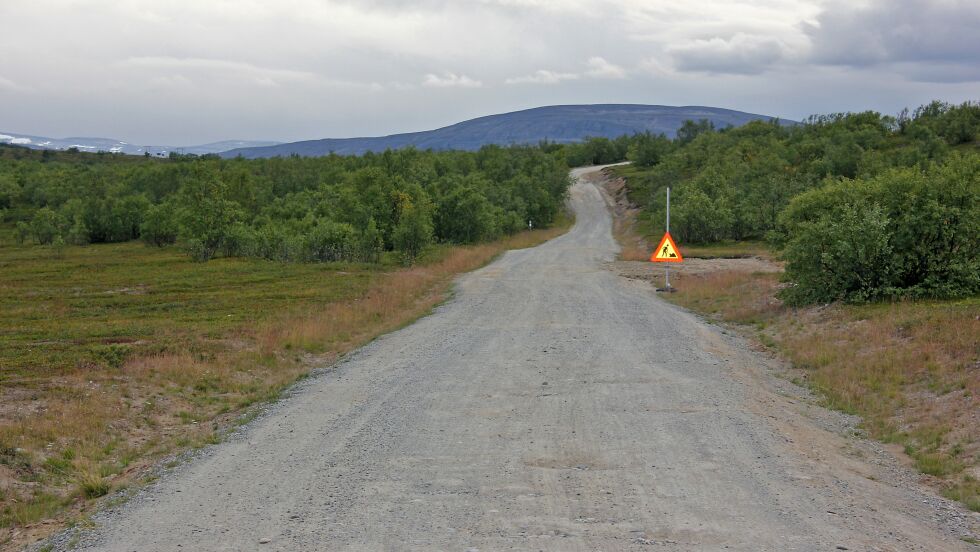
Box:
60 166 975 551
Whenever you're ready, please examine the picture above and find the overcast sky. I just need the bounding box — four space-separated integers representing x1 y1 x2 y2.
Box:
1 0 977 145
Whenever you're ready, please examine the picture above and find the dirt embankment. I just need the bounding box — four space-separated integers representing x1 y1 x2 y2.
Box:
591 167 782 281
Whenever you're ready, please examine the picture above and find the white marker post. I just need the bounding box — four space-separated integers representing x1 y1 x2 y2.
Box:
665 185 671 291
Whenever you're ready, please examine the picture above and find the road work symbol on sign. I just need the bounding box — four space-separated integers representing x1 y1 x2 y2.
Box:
651 232 683 263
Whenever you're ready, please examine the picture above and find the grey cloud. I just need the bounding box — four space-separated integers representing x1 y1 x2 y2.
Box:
667 33 786 75
0 1 976 145
805 0 980 82
0 76 29 92
899 62 980 84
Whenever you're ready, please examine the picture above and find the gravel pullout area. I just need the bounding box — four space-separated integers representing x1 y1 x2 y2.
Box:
47 166 977 551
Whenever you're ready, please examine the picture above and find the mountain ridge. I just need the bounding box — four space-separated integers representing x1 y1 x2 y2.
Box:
2 104 792 159
221 104 792 159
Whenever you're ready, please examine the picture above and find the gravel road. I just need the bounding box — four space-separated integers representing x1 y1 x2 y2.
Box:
63 167 976 551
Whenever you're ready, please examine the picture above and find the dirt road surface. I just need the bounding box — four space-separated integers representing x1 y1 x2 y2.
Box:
58 167 976 551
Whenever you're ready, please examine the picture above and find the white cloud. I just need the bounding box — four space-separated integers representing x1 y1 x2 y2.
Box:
506 57 627 84
585 56 627 79
505 69 579 85
668 33 787 75
636 57 674 77
422 72 483 88
120 56 374 89
475 0 596 14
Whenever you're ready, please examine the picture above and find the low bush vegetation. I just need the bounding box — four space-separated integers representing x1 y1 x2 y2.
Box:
775 155 978 304
615 100 979 304
1 143 570 264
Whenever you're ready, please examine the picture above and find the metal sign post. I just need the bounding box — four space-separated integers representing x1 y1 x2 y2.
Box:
650 187 682 288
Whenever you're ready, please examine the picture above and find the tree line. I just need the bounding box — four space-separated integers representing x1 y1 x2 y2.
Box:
2 99 976 303
615 100 979 304
0 144 571 263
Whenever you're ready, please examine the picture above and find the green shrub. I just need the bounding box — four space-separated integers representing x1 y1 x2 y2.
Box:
184 239 213 263
141 202 179 247
911 100 980 145
176 177 244 261
27 207 65 245
0 173 19 209
392 204 433 264
778 154 979 304
672 184 734 243
305 221 357 262
91 344 130 369
781 202 894 304
357 218 384 263
219 222 256 257
627 132 672 167
434 185 497 244
14 221 29 245
65 217 90 246
79 195 150 243
251 224 298 262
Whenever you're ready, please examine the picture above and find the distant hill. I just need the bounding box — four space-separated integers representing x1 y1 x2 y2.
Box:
221 104 792 159
0 132 279 157
2 105 791 159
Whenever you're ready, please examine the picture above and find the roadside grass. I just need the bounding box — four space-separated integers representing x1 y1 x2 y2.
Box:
0 214 571 546
611 223 650 262
664 269 980 512
604 168 980 513
680 240 770 259
614 233 769 263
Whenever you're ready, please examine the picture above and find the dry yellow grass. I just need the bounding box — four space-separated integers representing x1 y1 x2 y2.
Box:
665 268 980 512
610 211 650 261
0 219 571 549
260 240 538 354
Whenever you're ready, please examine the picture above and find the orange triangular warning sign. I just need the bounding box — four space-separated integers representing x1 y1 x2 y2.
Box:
651 232 683 262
